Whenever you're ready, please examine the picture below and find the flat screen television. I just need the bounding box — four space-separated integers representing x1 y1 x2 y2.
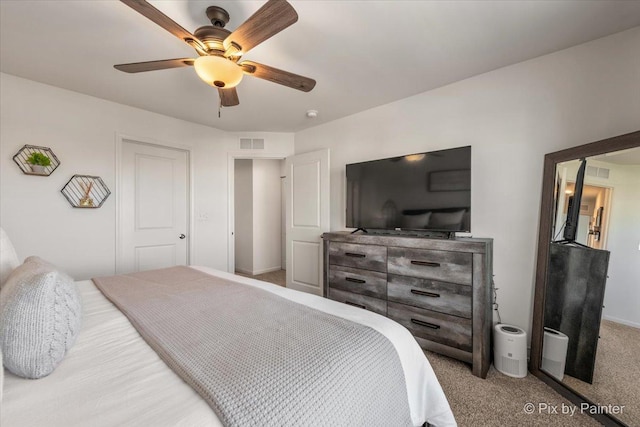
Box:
346 146 471 232
561 158 587 242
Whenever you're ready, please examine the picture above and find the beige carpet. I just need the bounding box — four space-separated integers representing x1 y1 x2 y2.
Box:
426 351 600 426
561 319 639 427
235 269 286 287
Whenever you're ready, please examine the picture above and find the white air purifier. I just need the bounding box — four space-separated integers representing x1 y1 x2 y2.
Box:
541 327 569 381
494 324 528 378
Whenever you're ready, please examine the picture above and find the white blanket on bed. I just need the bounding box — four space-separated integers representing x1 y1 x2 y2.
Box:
1 267 456 427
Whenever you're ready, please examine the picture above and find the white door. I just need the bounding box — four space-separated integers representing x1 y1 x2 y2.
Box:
285 149 330 295
118 140 189 273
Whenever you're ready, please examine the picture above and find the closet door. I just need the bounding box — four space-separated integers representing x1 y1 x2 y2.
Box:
285 149 330 295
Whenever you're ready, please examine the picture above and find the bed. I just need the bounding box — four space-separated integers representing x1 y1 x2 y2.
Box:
0 231 456 426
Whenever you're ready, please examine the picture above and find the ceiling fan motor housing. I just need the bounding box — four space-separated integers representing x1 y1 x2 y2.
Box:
194 26 231 54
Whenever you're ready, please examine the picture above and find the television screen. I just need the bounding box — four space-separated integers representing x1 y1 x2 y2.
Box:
346 146 471 232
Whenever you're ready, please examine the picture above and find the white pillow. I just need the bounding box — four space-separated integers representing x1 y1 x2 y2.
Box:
0 227 20 289
0 257 81 379
21 256 74 282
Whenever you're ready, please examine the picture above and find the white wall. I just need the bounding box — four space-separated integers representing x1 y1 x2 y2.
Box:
0 73 294 280
602 165 640 327
234 159 253 274
294 28 640 337
232 159 283 275
252 159 282 274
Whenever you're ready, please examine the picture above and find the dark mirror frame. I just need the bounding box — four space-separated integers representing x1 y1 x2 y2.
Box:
530 130 640 427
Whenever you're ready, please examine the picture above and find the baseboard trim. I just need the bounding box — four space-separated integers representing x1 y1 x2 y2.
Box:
235 266 283 276
252 266 283 275
602 315 640 329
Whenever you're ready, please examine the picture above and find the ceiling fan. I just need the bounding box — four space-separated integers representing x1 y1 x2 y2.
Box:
114 0 316 108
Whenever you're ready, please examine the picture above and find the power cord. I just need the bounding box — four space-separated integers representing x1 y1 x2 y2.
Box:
492 277 502 324
553 220 566 241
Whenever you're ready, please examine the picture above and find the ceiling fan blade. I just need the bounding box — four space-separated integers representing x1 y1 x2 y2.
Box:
223 0 297 55
218 88 240 107
114 58 195 73
120 0 206 53
239 61 315 92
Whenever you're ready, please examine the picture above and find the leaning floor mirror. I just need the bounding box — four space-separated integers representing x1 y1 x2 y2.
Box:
530 130 640 427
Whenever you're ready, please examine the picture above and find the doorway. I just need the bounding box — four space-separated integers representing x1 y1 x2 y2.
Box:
233 158 286 286
117 138 191 274
559 182 612 249
228 148 330 294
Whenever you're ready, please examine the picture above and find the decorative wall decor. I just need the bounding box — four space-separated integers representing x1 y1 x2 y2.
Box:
61 175 111 208
13 145 61 176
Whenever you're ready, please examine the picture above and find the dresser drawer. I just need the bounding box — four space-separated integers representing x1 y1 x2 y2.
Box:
387 274 472 318
387 302 472 352
328 242 387 272
387 247 472 285
328 288 387 316
328 265 387 299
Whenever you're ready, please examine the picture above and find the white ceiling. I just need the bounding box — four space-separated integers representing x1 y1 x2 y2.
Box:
592 147 640 165
2 1 639 132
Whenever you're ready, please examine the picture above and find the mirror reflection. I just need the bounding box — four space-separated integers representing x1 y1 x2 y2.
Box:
542 146 640 426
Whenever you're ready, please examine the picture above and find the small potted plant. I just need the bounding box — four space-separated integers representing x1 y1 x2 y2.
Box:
26 152 51 174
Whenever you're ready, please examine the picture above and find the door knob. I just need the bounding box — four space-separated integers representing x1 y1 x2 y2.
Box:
179 234 186 239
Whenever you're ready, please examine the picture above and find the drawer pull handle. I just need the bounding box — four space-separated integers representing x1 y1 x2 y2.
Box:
345 252 366 258
411 260 441 268
411 319 440 329
345 277 366 284
411 289 440 298
345 300 366 309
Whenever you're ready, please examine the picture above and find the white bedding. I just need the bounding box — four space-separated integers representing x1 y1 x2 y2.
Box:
1 266 455 427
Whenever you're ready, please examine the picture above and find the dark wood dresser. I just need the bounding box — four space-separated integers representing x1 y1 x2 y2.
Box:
322 231 493 378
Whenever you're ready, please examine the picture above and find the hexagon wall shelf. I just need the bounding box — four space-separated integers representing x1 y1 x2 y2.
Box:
13 145 61 176
61 175 111 208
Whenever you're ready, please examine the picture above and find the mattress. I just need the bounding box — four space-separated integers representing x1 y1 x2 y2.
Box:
1 266 455 427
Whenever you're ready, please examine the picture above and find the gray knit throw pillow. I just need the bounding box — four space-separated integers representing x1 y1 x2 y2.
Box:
0 257 81 379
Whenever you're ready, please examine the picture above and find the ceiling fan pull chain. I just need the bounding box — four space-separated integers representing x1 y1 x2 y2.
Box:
218 98 222 118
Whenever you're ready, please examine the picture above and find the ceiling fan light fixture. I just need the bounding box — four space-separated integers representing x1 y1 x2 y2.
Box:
405 154 426 162
194 56 243 88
